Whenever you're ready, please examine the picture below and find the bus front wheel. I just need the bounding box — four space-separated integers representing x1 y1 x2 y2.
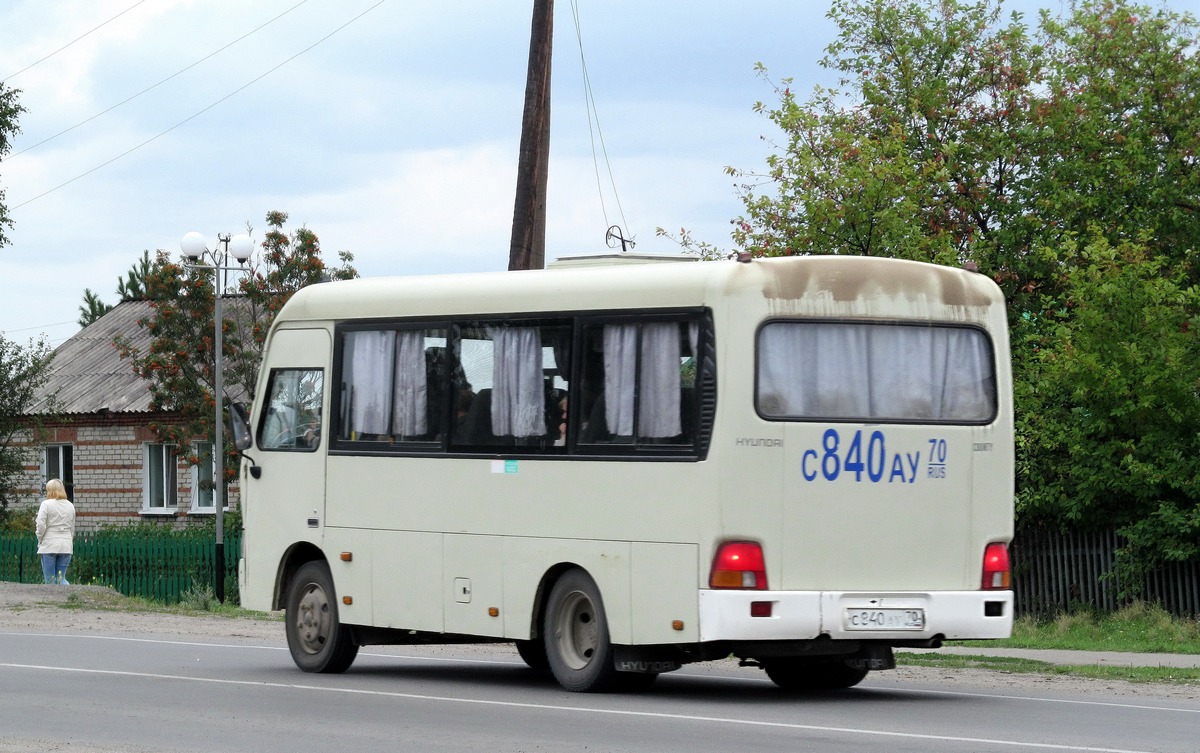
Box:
286 560 359 673
543 568 621 692
763 659 868 691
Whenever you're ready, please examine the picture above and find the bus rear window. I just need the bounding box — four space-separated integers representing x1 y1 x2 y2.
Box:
756 321 996 423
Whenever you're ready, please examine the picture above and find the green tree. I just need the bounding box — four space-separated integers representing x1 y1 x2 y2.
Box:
726 0 1055 294
0 81 27 249
703 0 1200 573
226 210 357 394
78 250 166 327
1013 235 1200 586
78 289 113 328
115 211 356 496
116 250 158 301
0 334 56 516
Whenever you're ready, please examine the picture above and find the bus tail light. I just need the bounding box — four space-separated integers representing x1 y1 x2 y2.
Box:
982 542 1010 590
709 541 768 590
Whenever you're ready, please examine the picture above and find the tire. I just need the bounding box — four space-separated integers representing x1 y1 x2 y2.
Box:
543 568 621 692
515 639 550 671
285 560 359 673
763 659 869 691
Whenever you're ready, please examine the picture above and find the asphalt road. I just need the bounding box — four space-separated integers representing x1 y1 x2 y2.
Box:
2 632 1198 753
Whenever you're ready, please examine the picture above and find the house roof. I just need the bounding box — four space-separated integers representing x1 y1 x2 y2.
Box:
30 300 157 415
31 297 260 417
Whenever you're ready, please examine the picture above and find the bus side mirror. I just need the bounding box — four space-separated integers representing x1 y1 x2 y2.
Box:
230 402 253 451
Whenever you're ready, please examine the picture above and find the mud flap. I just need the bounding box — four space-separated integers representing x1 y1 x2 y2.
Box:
846 645 895 671
612 645 682 674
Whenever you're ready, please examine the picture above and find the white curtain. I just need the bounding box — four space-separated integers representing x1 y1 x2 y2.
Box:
867 326 934 418
936 328 993 420
391 331 427 436
758 323 993 421
758 324 870 417
490 327 546 437
639 323 682 437
346 330 394 435
603 323 682 438
603 325 637 436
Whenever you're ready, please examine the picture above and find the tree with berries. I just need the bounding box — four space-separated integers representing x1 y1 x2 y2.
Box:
116 211 356 502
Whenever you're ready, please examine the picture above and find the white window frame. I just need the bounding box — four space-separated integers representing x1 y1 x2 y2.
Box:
41 444 74 500
189 440 216 513
142 442 178 514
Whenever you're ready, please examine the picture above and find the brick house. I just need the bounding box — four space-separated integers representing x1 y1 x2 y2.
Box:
17 301 238 531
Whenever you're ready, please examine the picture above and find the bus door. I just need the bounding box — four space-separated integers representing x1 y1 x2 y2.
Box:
252 328 332 546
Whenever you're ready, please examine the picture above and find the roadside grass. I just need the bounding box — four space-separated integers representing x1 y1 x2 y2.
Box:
896 652 1200 685
40 585 279 621
961 602 1200 654
897 602 1200 685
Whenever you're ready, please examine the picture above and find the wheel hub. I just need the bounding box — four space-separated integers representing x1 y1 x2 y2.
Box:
555 590 598 670
295 583 330 654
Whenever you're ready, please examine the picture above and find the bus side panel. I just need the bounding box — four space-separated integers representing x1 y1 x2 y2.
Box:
371 530 444 632
971 421 1015 551
971 314 1015 558
501 538 633 644
444 534 505 637
631 542 700 644
324 526 374 626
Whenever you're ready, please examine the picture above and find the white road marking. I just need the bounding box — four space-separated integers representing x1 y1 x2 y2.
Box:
4 631 1198 717
0 660 1174 753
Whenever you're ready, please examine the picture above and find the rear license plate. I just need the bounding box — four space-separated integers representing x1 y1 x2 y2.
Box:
844 608 925 631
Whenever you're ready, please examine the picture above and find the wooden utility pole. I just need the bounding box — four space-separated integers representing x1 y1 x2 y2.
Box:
508 0 553 271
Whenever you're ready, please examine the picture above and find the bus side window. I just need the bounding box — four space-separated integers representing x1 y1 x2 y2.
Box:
449 321 571 450
578 318 699 448
260 368 324 451
339 327 450 443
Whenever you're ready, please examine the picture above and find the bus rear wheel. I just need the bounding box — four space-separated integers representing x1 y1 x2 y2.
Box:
543 568 621 692
286 560 359 673
763 659 868 691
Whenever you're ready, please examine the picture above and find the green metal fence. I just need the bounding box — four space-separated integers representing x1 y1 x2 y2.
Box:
5 524 1198 617
1011 526 1200 619
0 529 241 605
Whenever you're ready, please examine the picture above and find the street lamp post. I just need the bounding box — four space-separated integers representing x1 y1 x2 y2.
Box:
181 230 254 603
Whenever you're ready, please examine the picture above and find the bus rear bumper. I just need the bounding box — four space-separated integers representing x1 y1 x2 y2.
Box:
698 590 1013 643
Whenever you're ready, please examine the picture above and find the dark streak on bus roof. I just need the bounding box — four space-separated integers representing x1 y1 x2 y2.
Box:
756 256 996 308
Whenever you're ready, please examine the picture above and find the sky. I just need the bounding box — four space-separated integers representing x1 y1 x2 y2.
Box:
0 0 1194 347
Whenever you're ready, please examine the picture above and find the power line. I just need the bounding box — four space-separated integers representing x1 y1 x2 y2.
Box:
2 320 77 334
11 0 387 211
570 0 630 243
2 0 150 83
8 0 311 160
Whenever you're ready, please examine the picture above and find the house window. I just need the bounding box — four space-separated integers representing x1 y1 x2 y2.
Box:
144 443 177 512
191 441 214 511
42 445 74 500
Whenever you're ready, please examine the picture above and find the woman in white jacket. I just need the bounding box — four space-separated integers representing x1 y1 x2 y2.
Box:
36 479 75 585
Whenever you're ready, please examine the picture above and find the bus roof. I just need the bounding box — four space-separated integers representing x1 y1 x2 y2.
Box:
273 255 1005 326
